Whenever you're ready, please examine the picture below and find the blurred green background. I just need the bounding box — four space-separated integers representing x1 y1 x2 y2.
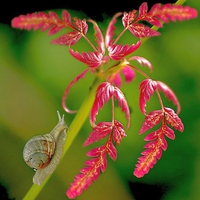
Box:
0 1 199 199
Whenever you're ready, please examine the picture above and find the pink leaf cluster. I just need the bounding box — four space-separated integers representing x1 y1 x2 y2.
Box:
11 1 198 199
134 107 184 178
67 120 126 198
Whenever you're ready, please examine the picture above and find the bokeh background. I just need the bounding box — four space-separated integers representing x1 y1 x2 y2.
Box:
0 0 199 199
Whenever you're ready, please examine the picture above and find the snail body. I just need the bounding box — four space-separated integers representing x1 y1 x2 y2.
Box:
23 111 68 185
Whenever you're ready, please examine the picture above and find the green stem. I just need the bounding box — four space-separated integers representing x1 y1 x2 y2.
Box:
22 76 102 200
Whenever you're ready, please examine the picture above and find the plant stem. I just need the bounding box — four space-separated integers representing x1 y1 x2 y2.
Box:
22 76 102 200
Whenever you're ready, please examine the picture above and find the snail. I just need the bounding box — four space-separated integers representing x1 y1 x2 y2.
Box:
23 111 68 185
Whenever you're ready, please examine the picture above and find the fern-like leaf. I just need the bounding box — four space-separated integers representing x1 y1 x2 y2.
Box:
122 2 198 38
134 123 171 178
67 140 116 199
12 10 72 35
139 79 157 114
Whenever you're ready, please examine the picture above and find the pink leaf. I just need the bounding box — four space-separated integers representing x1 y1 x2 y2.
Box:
90 82 115 126
62 68 90 113
164 107 184 132
134 124 168 178
11 11 72 35
113 120 127 145
109 72 122 88
139 110 163 134
128 23 160 38
129 56 153 71
90 82 130 129
156 81 181 114
86 146 105 157
105 12 122 47
88 19 105 54
67 144 110 199
122 10 137 29
139 79 157 114
73 18 88 35
107 141 117 161
149 3 198 23
122 66 136 84
108 40 141 60
84 122 113 146
69 48 103 68
51 31 82 45
138 2 148 18
134 120 179 178
113 87 130 129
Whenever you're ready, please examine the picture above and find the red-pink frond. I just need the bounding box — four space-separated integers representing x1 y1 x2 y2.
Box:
129 56 153 71
134 145 162 178
90 82 115 126
139 79 157 114
51 31 82 45
67 159 102 198
88 19 105 54
122 66 136 83
105 12 122 47
108 40 141 60
11 11 73 35
69 48 103 68
134 123 172 178
128 23 160 38
67 146 109 199
156 81 181 114
149 3 198 24
139 110 163 134
114 86 131 129
83 122 113 146
164 107 184 132
62 68 90 113
113 120 127 145
73 18 88 35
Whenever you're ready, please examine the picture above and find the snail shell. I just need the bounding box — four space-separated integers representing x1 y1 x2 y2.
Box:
23 111 68 185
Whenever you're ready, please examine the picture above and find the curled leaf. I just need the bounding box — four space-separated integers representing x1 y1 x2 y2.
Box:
108 40 141 60
69 48 103 68
62 68 90 113
157 81 181 114
90 82 130 129
139 79 157 114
